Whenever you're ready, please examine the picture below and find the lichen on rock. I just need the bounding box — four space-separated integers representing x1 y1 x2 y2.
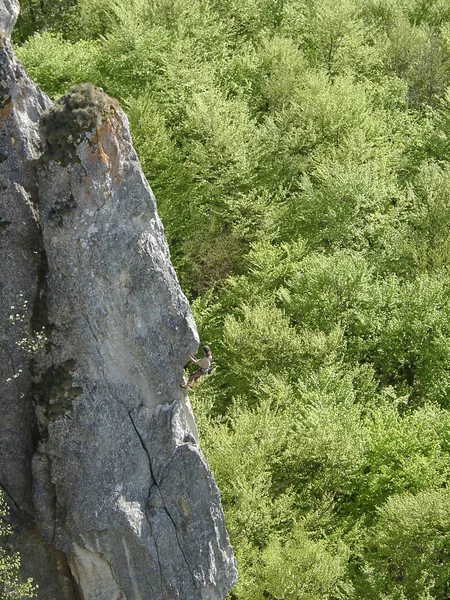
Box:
40 83 119 166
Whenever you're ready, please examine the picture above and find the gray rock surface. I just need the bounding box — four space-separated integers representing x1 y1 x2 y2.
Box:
1 3 236 596
0 0 18 37
0 24 79 599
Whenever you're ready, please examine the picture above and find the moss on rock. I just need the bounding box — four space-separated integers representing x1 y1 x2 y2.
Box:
33 359 83 423
40 83 119 166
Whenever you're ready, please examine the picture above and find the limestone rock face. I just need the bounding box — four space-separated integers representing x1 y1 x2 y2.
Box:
0 0 18 37
0 25 79 599
0 11 45 512
1 3 236 597
34 84 237 598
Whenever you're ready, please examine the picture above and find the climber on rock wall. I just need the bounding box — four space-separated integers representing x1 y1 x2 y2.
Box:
181 345 213 389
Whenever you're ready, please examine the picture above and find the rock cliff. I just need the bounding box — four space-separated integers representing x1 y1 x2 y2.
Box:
0 2 237 598
0 3 78 597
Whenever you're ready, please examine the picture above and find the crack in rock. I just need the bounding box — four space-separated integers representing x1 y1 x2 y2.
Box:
128 408 197 589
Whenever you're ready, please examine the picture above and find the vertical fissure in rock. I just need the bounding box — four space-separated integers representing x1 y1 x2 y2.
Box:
84 316 103 367
127 411 155 483
30 234 50 338
3 346 20 392
102 553 131 600
159 492 197 586
150 526 165 598
127 409 197 588
48 461 57 547
29 232 51 444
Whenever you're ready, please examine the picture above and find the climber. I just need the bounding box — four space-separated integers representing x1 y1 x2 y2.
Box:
181 345 213 389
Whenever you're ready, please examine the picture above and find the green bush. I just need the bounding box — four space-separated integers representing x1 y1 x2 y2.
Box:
15 33 99 99
363 489 450 599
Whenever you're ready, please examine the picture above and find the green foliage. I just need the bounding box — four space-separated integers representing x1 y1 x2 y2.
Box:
256 524 351 600
0 493 36 599
14 0 77 43
362 489 450 599
124 95 178 189
197 396 351 599
15 33 99 99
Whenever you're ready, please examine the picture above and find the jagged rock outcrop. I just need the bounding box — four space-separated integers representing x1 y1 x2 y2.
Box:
0 3 237 598
34 84 236 599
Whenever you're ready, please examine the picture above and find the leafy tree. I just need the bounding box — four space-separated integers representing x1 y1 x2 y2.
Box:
15 33 99 99
14 0 77 43
362 489 450 599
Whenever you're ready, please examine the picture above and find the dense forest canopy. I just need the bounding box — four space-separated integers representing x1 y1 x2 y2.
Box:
13 0 450 597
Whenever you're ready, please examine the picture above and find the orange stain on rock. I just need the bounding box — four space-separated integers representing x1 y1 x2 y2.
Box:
0 101 13 120
87 115 124 182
